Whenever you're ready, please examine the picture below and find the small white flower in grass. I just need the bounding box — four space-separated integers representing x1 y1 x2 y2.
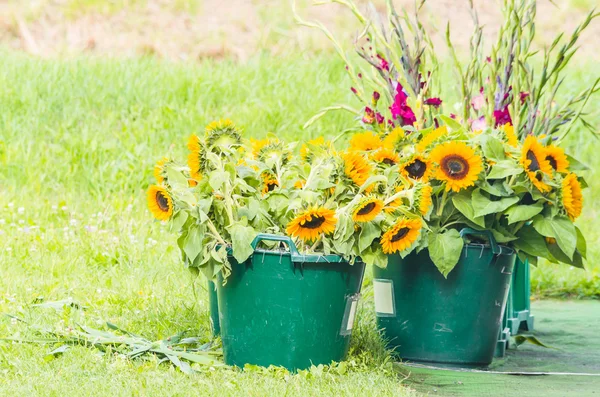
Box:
0 219 5 225
18 220 24 225
61 206 68 211
10 317 17 326
70 219 77 226
8 203 14 209
63 227 69 232
51 205 58 211
5 247 11 252
17 207 24 215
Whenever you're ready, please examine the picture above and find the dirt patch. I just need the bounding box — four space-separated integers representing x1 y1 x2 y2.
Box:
0 0 597 60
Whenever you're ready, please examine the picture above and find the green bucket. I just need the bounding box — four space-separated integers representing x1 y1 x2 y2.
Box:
372 229 515 367
207 280 220 337
506 257 534 333
216 234 366 370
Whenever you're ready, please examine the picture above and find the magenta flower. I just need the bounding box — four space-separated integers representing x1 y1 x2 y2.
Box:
424 98 442 108
390 84 416 126
493 107 512 127
376 54 389 71
362 107 375 124
375 112 385 124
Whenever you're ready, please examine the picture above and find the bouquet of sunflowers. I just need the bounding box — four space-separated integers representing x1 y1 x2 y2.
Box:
147 0 595 281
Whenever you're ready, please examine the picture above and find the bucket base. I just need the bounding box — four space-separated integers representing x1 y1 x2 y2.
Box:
398 357 491 370
507 310 534 334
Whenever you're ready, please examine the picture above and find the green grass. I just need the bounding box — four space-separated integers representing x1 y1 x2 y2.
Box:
0 50 598 395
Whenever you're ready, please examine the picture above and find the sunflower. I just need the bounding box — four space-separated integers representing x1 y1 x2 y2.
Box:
520 135 552 193
371 148 400 166
416 126 447 152
380 218 422 254
383 127 406 151
300 137 335 163
261 172 279 195
205 119 242 150
414 184 433 216
352 197 384 223
187 134 205 181
400 155 433 182
154 157 169 184
251 138 292 166
349 131 383 152
294 179 306 189
341 152 372 187
561 173 583 220
430 141 483 192
286 207 337 242
545 145 570 173
500 123 518 147
147 185 173 221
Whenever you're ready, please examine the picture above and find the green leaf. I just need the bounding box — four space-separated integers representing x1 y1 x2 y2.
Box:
487 160 522 179
183 224 204 262
576 226 587 259
479 180 513 197
532 215 577 260
514 226 549 258
547 242 584 269
565 154 589 171
208 170 229 191
514 335 553 348
472 189 519 217
428 229 464 278
451 193 486 228
359 247 388 268
358 222 381 253
226 223 258 264
438 115 463 132
166 165 189 189
169 210 189 232
491 226 517 243
505 203 543 224
481 135 507 161
44 345 69 362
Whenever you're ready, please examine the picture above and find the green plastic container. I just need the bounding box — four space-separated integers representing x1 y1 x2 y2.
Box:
217 234 365 370
506 257 534 333
373 229 515 367
207 280 220 337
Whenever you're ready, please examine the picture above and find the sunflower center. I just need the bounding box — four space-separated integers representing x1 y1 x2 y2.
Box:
406 159 427 178
156 192 170 212
546 155 557 170
391 227 410 242
441 155 469 179
267 182 278 192
302 216 326 229
382 158 396 166
526 150 540 171
357 202 376 216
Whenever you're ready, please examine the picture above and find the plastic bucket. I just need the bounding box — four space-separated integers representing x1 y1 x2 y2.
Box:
217 234 366 370
506 257 534 334
372 228 515 367
207 280 220 337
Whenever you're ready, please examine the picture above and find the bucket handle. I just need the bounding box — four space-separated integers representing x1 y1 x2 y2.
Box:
251 233 300 256
459 228 500 255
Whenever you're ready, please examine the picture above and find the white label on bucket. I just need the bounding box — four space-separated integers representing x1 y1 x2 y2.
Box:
340 295 360 336
346 299 358 331
373 279 395 317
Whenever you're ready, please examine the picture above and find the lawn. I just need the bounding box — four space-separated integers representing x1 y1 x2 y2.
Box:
0 51 598 395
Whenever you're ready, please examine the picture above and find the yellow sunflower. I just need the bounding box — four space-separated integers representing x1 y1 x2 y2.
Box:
400 155 434 182
341 152 372 187
520 135 552 193
430 141 483 192
500 123 518 147
545 145 570 173
381 218 422 254
147 185 173 221
416 125 447 152
251 137 292 165
371 148 401 166
187 134 204 181
561 173 583 220
205 119 242 150
383 127 406 151
294 179 306 189
261 172 279 195
349 131 383 152
352 197 384 223
415 184 433 216
154 157 169 184
300 137 335 163
286 207 337 242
